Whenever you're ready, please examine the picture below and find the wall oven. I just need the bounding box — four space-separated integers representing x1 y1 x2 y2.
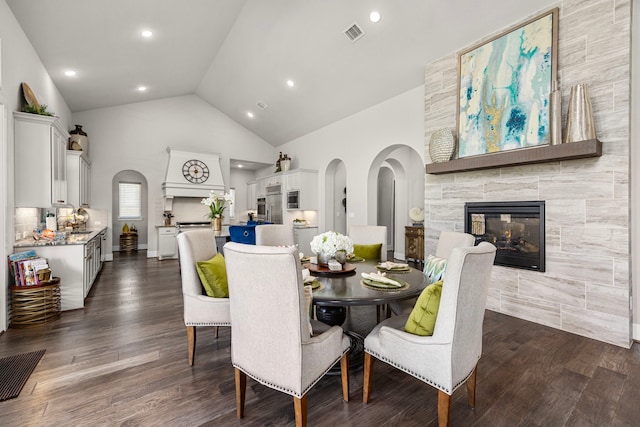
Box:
256 197 267 221
287 190 300 210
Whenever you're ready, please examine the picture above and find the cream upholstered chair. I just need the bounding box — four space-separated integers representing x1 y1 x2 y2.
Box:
348 225 387 261
363 242 496 427
176 229 231 366
389 231 476 316
224 242 350 427
255 224 295 246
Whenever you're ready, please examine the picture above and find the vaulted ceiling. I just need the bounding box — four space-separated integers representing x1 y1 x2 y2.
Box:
7 0 555 146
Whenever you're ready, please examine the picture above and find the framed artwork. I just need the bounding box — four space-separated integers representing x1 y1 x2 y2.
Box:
456 8 558 158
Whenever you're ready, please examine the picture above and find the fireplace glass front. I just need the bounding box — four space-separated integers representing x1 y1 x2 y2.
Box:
464 201 545 272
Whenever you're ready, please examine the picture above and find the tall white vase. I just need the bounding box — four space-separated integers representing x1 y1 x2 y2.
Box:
564 83 596 143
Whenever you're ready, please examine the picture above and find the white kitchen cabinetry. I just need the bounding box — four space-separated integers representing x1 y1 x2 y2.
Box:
14 112 68 207
294 226 318 255
284 170 318 210
66 151 91 208
247 181 257 210
158 227 178 260
14 229 106 311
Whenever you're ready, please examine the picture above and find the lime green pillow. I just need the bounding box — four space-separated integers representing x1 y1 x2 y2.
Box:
353 243 382 261
404 280 443 336
196 253 229 298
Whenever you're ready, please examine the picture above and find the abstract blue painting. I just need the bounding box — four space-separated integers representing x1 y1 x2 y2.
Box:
457 9 558 158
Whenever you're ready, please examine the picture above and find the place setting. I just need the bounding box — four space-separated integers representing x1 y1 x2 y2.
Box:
375 261 411 273
360 271 409 291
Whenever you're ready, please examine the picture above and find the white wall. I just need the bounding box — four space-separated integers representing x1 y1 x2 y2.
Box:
229 167 258 224
632 0 639 340
72 95 275 257
278 86 426 232
0 0 72 331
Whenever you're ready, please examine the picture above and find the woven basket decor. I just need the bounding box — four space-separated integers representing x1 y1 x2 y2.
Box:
429 128 455 163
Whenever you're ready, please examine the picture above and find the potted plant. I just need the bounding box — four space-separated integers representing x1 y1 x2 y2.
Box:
201 191 233 231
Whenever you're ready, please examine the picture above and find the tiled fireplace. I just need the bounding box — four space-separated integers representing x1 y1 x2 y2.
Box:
464 201 545 272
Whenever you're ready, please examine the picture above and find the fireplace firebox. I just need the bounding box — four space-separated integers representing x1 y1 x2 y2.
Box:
464 201 545 272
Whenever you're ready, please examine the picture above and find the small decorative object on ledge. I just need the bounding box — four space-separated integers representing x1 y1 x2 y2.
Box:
275 152 292 172
69 124 89 154
564 83 596 143
409 207 424 226
429 128 455 163
549 81 562 145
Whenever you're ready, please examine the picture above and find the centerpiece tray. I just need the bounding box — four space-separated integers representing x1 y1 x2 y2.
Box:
304 263 357 277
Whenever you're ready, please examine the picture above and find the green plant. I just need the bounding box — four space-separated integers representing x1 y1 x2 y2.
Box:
21 103 54 116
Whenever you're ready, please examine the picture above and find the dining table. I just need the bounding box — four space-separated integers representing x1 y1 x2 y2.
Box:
304 259 428 371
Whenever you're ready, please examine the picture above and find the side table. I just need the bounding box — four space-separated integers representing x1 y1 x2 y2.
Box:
120 232 138 252
405 226 424 268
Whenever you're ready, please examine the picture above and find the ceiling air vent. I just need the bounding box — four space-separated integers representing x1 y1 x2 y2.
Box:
256 100 268 110
344 22 364 43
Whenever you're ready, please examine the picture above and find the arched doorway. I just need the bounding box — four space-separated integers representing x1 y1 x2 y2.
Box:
324 159 346 234
112 170 149 252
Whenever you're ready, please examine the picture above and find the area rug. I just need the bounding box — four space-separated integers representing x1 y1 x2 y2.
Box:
0 349 46 401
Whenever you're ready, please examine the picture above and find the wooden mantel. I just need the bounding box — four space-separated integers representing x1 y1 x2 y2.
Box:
425 139 602 175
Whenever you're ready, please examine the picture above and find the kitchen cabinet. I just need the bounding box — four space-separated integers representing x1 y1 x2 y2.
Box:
405 226 424 267
294 226 318 255
66 150 91 208
247 181 257 210
14 112 68 207
14 228 106 310
158 227 178 260
284 170 318 210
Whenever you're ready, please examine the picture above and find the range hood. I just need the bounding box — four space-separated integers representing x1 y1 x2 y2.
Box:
162 147 225 210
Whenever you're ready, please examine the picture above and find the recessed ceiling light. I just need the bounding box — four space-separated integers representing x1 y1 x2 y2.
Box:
141 30 153 38
370 11 381 23
237 164 244 168
286 80 295 87
247 112 254 118
137 86 147 92
64 70 76 77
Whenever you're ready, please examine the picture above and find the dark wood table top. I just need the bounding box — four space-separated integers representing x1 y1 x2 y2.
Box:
306 260 427 307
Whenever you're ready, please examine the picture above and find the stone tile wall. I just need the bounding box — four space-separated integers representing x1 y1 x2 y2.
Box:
424 0 631 347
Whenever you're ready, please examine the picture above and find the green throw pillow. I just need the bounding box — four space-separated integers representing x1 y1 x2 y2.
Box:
423 254 447 284
196 253 229 298
404 280 443 336
353 243 382 261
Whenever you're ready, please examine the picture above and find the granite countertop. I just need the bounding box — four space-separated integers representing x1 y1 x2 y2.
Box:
14 226 107 248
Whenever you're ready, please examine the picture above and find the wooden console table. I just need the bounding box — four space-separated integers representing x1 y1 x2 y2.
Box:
405 226 424 267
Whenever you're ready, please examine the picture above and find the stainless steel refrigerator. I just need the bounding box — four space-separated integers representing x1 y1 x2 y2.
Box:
266 187 283 224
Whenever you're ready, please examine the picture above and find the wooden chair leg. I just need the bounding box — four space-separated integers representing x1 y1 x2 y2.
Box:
187 326 196 366
363 352 374 403
213 325 219 339
467 366 477 408
294 395 308 427
340 352 349 401
235 368 247 419
438 390 451 427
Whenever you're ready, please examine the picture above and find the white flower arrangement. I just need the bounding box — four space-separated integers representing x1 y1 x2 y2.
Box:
201 191 233 218
310 231 354 257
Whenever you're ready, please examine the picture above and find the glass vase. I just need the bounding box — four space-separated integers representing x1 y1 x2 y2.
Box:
335 250 347 265
317 252 331 267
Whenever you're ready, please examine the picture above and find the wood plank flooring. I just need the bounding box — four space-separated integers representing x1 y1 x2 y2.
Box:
1 250 640 426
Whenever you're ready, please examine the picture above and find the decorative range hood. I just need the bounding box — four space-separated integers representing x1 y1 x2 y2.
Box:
162 147 225 209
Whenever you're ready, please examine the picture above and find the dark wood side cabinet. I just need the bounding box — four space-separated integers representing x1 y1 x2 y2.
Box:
405 226 424 267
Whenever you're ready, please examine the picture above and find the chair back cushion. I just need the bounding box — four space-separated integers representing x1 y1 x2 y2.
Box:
404 280 443 336
349 225 387 261
196 253 229 298
435 231 476 259
177 229 218 296
255 224 295 246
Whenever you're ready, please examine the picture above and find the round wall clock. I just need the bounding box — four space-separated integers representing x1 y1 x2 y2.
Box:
182 159 210 183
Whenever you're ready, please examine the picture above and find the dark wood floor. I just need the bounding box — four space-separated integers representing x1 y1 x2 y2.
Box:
1 251 640 426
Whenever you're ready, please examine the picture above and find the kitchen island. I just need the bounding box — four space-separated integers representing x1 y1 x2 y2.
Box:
14 227 107 310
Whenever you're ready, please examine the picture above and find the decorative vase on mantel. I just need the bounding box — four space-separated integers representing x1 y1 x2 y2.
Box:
211 217 222 232
316 252 331 267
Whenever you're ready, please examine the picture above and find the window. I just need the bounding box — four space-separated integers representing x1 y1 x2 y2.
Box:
229 188 236 219
119 182 142 219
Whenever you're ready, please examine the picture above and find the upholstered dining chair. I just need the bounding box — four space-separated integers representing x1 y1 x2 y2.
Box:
348 225 387 261
389 230 476 316
224 242 350 427
176 229 231 366
255 224 295 246
363 242 496 427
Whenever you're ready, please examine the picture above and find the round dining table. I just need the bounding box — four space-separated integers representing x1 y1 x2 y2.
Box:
304 259 428 372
